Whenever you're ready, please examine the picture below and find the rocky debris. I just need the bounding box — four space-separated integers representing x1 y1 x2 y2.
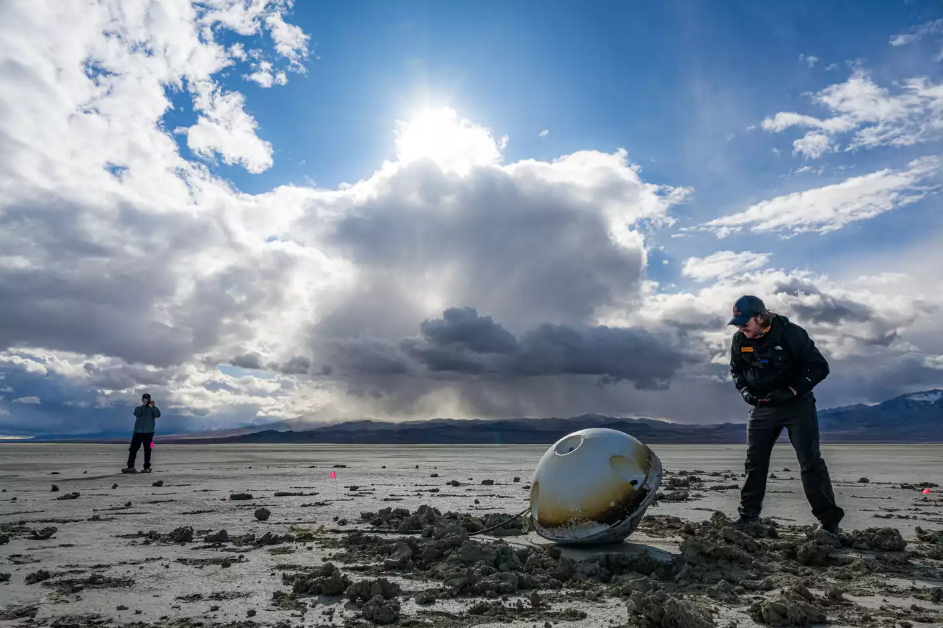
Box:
152 480 164 487
230 493 253 500
255 507 271 521
363 594 400 624
289 562 352 596
270 591 306 611
626 590 716 627
51 485 59 492
256 532 289 546
858 477 870 483
50 573 135 591
794 528 843 566
346 577 401 603
430 473 439 478
841 527 907 551
247 609 256 617
915 526 942 545
383 542 414 569
117 605 128 611
0 605 39 621
447 480 461 487
481 479 494 485
899 482 939 491
221 560 232 568
0 534 8 545
25 569 51 585
30 526 58 540
0 572 11 583
204 529 229 543
513 476 521 482
415 589 438 604
171 527 194 543
659 490 690 502
749 585 827 626
112 484 118 489
56 492 80 500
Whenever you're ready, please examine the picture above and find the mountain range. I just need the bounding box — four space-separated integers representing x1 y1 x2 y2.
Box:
169 389 943 445
24 389 943 444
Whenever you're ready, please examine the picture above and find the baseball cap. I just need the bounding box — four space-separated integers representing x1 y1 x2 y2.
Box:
728 295 766 326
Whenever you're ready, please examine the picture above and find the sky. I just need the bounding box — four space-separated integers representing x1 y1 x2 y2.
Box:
2 0 943 437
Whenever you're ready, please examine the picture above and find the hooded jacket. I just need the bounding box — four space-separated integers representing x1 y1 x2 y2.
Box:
133 404 161 433
730 315 829 399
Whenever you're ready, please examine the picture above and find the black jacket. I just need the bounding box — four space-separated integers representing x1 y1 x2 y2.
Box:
730 315 829 399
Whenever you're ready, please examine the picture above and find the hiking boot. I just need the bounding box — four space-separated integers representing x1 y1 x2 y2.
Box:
141 468 152 474
121 468 137 474
735 515 759 527
816 521 840 536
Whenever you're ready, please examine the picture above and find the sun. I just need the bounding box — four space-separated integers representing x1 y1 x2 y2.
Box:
393 107 505 175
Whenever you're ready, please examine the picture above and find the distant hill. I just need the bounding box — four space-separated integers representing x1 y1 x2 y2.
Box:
817 389 943 442
169 389 943 445
24 389 943 444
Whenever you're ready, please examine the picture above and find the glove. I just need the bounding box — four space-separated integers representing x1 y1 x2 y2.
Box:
741 389 759 406
759 388 796 406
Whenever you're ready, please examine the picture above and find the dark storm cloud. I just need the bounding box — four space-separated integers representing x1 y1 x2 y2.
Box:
273 355 311 375
341 307 685 390
327 338 410 375
773 278 874 325
231 352 264 369
510 323 683 389
419 307 519 354
316 161 646 334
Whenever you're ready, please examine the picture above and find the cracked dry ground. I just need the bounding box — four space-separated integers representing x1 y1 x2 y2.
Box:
2 453 943 628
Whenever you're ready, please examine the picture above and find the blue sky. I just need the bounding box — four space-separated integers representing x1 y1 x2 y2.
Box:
2 0 943 437
196 0 943 282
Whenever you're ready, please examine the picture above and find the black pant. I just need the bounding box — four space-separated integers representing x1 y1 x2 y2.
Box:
127 432 153 469
739 395 844 525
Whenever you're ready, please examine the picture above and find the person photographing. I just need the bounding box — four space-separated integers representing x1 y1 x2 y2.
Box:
728 295 844 534
123 393 160 474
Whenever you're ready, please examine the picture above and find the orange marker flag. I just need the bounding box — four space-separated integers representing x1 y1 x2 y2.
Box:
923 488 931 494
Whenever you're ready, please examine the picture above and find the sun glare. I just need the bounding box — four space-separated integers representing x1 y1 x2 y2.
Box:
394 107 504 175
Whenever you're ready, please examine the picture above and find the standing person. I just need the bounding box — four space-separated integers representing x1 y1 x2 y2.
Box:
728 295 844 534
123 393 160 474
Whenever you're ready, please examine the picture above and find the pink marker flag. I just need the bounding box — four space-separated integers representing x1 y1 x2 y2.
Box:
330 471 336 479
923 488 931 494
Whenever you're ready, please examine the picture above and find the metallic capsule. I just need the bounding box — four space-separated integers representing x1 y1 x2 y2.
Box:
530 428 662 545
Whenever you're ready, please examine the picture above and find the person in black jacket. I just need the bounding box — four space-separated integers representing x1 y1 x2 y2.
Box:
728 295 844 534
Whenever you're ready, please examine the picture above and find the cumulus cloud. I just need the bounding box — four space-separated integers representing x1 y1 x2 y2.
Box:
798 53 819 67
182 81 274 172
538 129 549 137
681 251 771 282
793 131 831 159
698 157 940 236
761 70 943 151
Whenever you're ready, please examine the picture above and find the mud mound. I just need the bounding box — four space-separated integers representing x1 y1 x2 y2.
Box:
289 562 352 596
346 577 401 603
626 590 715 627
749 585 827 626
362 595 400 624
841 527 907 552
